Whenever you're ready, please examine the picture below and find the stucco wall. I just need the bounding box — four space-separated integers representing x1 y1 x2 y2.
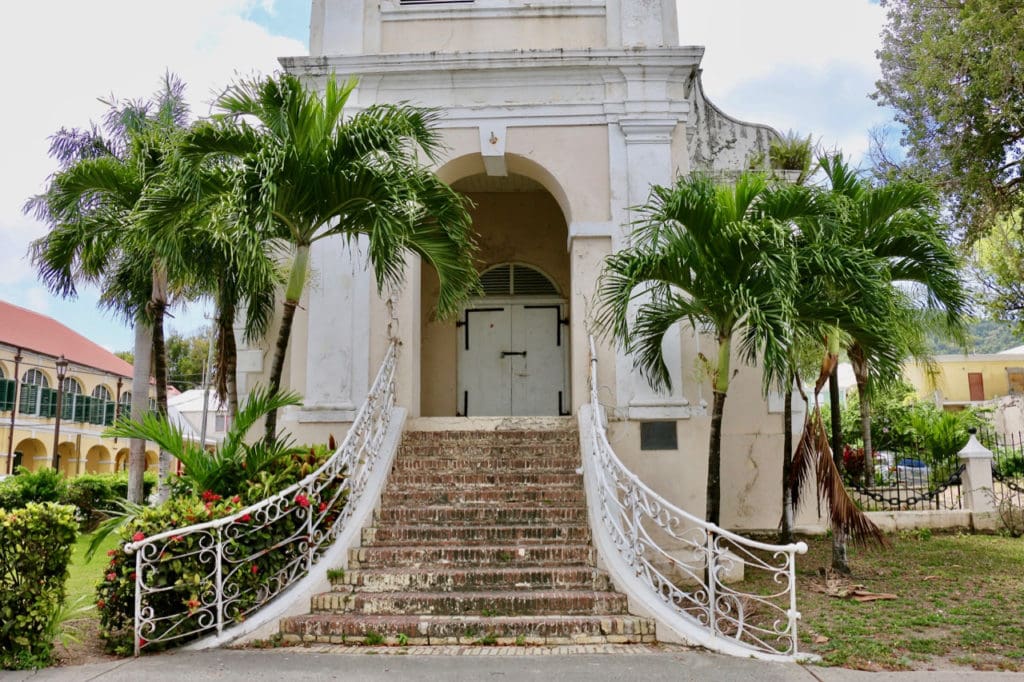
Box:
420 190 570 416
381 17 605 53
905 355 1024 404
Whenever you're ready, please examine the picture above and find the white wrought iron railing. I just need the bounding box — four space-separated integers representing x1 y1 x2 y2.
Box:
124 341 398 655
583 336 809 659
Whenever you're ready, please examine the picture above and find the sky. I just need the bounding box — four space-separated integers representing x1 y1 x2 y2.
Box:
0 0 891 354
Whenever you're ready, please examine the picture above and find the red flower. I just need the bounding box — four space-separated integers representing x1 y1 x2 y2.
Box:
96 599 105 610
251 564 259 575
231 495 241 504
139 637 147 648
106 572 117 581
106 549 117 557
132 532 145 542
318 502 328 513
129 572 137 581
186 598 201 612
294 493 310 508
171 535 184 543
202 490 222 503
239 513 251 523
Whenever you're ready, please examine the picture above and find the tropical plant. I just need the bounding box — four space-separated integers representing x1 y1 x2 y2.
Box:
819 154 969 484
595 173 824 524
179 73 479 441
105 386 305 497
27 73 194 502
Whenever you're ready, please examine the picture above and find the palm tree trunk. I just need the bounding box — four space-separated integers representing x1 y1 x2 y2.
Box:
264 244 310 443
215 296 239 417
151 267 171 503
829 365 851 574
706 336 732 526
128 318 153 504
848 343 874 485
780 374 795 544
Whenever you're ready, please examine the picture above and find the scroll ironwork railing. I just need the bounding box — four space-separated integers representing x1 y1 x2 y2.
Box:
585 336 808 657
124 341 398 655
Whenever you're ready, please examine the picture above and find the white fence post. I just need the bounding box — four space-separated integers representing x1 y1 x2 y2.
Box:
959 429 996 516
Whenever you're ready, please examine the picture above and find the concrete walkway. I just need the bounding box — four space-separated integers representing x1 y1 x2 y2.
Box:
2 646 1023 682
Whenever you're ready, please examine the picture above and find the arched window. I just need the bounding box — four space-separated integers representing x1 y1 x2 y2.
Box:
92 385 115 425
119 390 132 406
60 377 83 421
479 263 559 297
19 369 49 416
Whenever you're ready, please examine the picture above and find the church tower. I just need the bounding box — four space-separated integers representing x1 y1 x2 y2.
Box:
259 0 785 529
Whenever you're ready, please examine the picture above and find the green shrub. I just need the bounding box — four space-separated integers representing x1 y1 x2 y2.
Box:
0 502 78 669
64 475 121 531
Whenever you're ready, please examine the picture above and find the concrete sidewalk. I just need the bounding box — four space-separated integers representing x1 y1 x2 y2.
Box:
3 646 1023 682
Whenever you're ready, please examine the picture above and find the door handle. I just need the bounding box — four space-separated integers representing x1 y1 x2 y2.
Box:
501 351 527 358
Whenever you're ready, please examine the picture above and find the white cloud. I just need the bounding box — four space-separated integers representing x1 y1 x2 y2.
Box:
677 0 888 163
0 0 305 348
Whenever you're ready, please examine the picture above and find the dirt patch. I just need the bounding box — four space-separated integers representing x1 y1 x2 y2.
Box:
51 618 120 667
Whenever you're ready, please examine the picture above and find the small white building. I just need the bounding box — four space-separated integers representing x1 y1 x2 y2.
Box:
236 0 821 532
167 389 229 446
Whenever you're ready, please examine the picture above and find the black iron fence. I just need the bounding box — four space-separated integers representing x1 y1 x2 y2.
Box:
840 440 964 512
977 428 1024 508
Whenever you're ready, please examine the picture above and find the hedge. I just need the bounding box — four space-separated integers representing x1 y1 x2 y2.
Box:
0 470 157 530
0 502 78 669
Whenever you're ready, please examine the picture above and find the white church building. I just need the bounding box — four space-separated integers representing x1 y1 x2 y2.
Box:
237 0 814 533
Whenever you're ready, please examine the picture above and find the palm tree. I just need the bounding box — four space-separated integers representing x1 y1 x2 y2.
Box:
142 159 281 417
180 73 479 441
819 155 968 483
595 173 823 525
27 74 192 502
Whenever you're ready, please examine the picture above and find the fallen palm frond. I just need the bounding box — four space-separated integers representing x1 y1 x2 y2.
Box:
791 404 886 547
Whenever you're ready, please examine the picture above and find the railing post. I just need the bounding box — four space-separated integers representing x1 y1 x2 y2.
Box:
215 527 224 635
307 488 316 570
959 429 996 521
705 530 717 636
133 550 143 656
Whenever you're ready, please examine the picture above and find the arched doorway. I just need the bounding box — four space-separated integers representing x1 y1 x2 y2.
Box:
13 438 47 472
57 442 76 476
419 171 571 416
85 445 111 473
114 448 130 472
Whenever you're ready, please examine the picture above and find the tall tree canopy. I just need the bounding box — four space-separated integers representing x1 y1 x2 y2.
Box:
874 0 1024 236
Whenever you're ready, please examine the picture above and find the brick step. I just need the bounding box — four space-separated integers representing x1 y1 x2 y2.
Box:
396 443 577 458
349 543 594 569
312 589 629 617
381 487 585 507
391 456 579 472
375 505 586 526
385 472 583 488
362 524 591 546
280 613 656 646
335 566 612 593
401 430 577 446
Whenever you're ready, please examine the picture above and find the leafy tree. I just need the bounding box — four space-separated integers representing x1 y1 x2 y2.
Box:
971 214 1024 339
165 329 210 391
181 73 479 441
874 0 1024 235
595 173 821 525
27 74 193 503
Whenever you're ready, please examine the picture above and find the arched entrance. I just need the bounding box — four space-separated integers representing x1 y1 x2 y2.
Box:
114 447 130 472
57 442 76 476
13 438 47 472
419 171 571 416
85 445 111 473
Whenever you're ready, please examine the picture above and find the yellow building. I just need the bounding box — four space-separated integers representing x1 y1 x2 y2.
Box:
903 347 1024 409
0 300 158 477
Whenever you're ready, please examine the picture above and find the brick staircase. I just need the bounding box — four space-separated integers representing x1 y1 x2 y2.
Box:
280 420 656 645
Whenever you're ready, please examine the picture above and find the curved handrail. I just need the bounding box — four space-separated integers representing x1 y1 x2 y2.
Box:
583 336 809 659
124 341 398 655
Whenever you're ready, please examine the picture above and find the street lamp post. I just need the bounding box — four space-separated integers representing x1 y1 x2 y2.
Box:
50 355 69 471
6 349 22 475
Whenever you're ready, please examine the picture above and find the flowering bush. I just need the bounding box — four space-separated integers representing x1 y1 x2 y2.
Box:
96 443 346 655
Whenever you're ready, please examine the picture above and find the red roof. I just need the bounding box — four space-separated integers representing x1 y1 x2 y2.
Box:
0 299 133 378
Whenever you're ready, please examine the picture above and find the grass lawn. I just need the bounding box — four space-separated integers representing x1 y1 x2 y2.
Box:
791 531 1024 671
64 530 120 621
